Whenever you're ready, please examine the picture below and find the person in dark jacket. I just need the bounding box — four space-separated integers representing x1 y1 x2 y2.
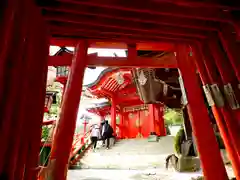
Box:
102 120 113 149
99 120 105 146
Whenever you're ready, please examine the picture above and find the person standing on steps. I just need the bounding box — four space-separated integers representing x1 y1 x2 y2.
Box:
102 120 114 149
100 120 106 147
90 124 100 152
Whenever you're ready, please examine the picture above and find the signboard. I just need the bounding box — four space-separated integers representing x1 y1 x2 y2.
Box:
210 84 224 107
223 83 240 110
203 84 215 106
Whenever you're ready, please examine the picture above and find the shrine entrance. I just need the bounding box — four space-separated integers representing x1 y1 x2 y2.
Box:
1 1 240 180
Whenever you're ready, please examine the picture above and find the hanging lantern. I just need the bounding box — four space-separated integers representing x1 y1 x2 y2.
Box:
115 72 124 85
138 70 147 85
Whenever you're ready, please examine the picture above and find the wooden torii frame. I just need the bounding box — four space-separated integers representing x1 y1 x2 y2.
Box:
1 0 240 180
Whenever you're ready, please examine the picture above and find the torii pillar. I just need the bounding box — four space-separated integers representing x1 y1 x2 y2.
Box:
111 98 117 135
176 44 228 180
158 104 166 136
48 41 88 180
193 43 240 178
148 104 158 141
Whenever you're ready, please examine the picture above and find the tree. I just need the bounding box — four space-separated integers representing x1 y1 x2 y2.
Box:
164 108 183 125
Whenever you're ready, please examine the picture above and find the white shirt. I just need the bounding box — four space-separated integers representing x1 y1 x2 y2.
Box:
91 125 100 137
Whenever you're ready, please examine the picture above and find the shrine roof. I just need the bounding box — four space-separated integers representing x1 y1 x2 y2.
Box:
85 67 119 88
86 101 120 115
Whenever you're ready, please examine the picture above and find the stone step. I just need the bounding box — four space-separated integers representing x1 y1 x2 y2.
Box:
78 136 175 169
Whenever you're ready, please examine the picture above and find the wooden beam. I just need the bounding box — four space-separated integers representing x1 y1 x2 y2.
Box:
49 23 206 39
48 53 177 68
159 0 240 10
56 0 232 22
42 4 218 30
45 13 208 38
49 38 175 51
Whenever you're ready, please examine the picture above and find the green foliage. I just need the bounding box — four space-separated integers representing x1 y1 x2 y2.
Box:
164 108 183 125
174 127 185 154
42 126 50 141
45 82 63 120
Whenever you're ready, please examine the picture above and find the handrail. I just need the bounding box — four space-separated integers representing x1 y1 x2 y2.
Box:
38 127 93 179
72 130 91 149
70 129 92 160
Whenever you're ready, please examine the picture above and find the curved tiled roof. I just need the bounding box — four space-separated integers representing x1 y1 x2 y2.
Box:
84 67 120 88
86 101 111 110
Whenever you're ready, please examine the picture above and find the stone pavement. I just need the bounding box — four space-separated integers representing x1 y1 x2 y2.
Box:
68 136 235 180
78 137 174 169
67 168 204 180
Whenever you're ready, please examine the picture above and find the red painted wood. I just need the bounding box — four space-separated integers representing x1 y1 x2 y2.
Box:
55 0 231 22
208 39 240 126
46 13 208 38
176 44 228 180
50 34 198 48
148 104 156 134
219 27 240 81
49 41 88 180
193 44 240 179
111 98 117 134
154 106 161 136
48 53 177 67
43 3 218 31
50 38 175 51
0 3 27 176
158 105 166 136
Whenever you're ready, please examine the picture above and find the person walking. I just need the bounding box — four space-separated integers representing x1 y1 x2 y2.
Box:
90 124 100 152
100 120 105 146
102 120 113 149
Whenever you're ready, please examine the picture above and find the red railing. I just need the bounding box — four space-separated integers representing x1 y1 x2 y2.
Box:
69 129 92 166
38 125 92 179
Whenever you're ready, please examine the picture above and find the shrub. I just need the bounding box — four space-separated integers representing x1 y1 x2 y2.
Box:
174 127 185 154
42 126 50 141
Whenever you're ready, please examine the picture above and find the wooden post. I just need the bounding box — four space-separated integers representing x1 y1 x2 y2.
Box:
176 44 228 180
49 41 88 180
111 98 117 134
218 27 240 81
119 108 124 139
158 105 166 136
148 104 156 135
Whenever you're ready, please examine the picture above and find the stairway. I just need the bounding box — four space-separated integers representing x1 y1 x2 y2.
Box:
75 136 175 170
68 136 236 180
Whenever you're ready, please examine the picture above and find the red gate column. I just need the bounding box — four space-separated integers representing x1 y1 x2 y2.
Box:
219 27 240 81
119 108 124 139
159 105 166 136
48 41 88 180
193 44 240 179
208 39 240 150
176 44 228 180
111 98 117 134
210 36 240 120
148 104 158 141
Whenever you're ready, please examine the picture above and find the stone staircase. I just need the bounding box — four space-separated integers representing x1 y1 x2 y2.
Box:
75 136 175 170
68 136 235 180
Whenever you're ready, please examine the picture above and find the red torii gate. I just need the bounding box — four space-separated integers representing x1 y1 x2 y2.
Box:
1 0 240 180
